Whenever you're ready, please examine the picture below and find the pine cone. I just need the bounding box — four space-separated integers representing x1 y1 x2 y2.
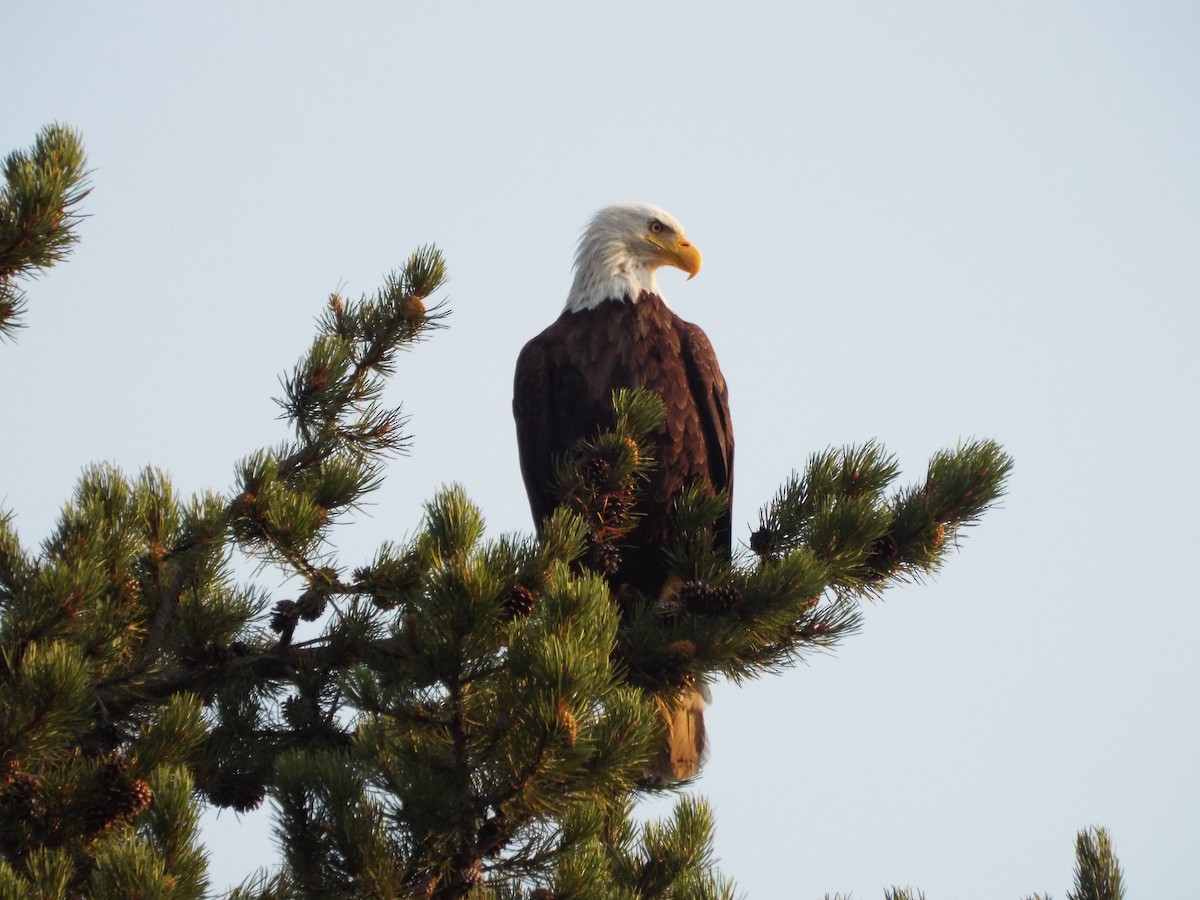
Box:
749 527 777 557
204 769 267 813
121 779 153 821
281 694 311 728
557 698 578 748
865 533 901 578
600 487 635 527
269 599 300 634
401 294 426 322
704 584 743 614
677 580 710 609
581 455 614 488
588 540 621 576
295 588 326 622
930 522 947 550
677 581 741 614
503 584 537 620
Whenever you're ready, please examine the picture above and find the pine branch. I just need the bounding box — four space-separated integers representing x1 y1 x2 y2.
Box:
550 396 1012 694
277 248 448 457
231 254 450 592
0 124 90 339
1067 827 1125 900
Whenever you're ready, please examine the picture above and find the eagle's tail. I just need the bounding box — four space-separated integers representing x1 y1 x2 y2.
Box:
646 685 708 783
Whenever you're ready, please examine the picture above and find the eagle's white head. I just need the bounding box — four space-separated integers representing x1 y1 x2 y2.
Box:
563 203 702 313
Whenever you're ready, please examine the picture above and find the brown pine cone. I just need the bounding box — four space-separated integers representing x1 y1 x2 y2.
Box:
749 527 777 557
588 541 621 575
503 584 537 620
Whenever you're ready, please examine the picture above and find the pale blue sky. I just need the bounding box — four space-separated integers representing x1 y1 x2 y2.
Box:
4 3 1198 896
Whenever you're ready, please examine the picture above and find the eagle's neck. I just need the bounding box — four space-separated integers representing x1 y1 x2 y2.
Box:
563 240 664 313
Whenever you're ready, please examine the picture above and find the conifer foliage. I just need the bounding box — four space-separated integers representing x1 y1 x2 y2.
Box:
0 123 90 339
0 126 1121 898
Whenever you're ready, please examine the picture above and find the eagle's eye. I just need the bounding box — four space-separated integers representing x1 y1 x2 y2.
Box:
649 219 665 234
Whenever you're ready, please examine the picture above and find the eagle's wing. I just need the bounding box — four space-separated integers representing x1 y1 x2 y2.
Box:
512 336 558 530
679 321 734 554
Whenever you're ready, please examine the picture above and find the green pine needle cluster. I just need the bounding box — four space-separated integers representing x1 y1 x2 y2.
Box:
0 124 1120 899
549 796 737 900
1066 827 1125 900
752 438 1011 595
553 387 664 578
0 467 232 895
0 124 90 339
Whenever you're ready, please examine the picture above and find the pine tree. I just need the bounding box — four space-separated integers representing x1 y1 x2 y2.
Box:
0 126 1120 899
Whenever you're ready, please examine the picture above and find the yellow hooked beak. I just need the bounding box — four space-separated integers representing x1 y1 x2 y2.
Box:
649 233 703 280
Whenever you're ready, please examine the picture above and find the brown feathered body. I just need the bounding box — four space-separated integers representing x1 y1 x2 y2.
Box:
513 291 733 599
513 203 731 783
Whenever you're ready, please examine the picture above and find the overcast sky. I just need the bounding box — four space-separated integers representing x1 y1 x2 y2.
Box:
4 2 1198 896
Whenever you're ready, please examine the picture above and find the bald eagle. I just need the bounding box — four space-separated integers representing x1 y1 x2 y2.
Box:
512 203 733 781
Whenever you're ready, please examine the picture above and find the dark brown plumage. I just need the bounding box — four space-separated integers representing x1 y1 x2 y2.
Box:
513 291 732 598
